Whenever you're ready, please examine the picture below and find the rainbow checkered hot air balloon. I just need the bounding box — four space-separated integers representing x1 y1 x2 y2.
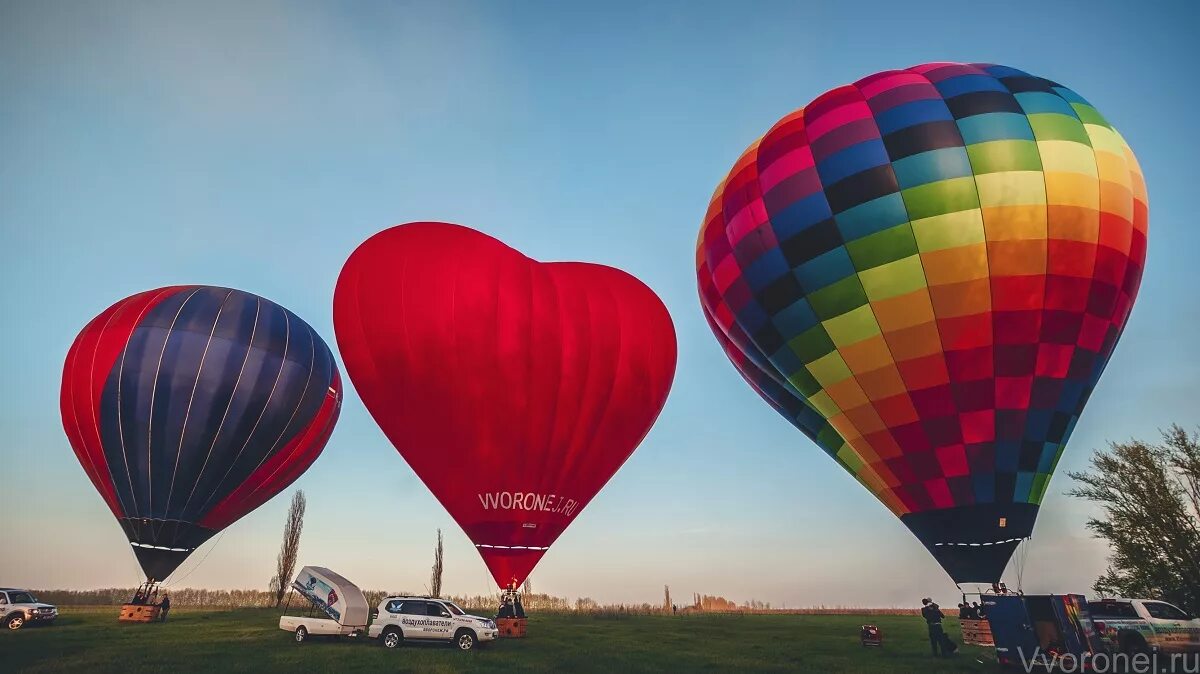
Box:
696 63 1147 583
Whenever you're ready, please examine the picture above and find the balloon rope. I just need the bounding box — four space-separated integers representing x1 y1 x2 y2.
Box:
1015 537 1030 593
164 530 227 587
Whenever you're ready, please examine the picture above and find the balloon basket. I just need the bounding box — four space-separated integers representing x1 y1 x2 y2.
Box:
119 604 162 623
859 624 882 647
496 617 527 638
960 619 994 647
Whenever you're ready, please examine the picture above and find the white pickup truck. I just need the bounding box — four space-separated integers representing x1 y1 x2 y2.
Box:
278 566 370 642
1088 598 1200 655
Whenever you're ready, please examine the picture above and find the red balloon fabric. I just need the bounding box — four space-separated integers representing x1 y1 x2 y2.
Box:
334 222 677 588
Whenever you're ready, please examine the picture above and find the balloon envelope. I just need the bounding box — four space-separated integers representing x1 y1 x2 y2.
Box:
696 63 1147 583
334 222 677 588
61 286 342 581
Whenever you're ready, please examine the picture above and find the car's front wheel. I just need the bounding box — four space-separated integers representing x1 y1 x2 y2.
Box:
294 626 308 644
455 629 477 651
381 628 402 649
5 615 25 631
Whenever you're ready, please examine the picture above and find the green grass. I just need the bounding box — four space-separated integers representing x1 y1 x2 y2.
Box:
3 608 997 673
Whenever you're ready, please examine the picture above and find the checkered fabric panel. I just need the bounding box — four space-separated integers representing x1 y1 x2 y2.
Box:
697 63 1147 519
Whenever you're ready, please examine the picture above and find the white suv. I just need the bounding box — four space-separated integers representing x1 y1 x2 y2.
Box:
1 589 58 630
368 597 497 651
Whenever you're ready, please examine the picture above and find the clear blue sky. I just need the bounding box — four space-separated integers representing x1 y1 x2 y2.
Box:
2 0 1197 608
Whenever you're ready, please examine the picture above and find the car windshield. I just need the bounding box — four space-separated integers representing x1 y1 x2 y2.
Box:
443 602 465 616
9 592 35 604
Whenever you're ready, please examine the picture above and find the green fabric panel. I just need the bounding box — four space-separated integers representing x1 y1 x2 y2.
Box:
787 365 822 397
823 305 881 346
1029 473 1050 505
788 324 836 363
816 424 846 449
807 275 869 320
966 139 1043 174
1027 113 1092 145
807 390 840 417
1069 103 1109 128
901 176 980 220
845 223 919 271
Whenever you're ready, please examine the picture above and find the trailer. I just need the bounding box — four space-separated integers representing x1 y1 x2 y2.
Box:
987 594 1106 669
279 566 370 643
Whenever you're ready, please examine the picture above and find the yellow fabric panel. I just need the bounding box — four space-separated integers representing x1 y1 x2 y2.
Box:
807 390 840 418
1037 140 1098 176
858 255 928 301
911 208 986 252
975 170 1046 208
807 350 854 388
1043 171 1099 209
1083 123 1125 157
981 204 1048 241
1093 149 1131 189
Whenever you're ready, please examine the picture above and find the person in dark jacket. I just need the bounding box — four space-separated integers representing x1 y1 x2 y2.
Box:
958 603 970 619
971 601 985 619
921 598 958 656
496 595 515 619
158 594 171 622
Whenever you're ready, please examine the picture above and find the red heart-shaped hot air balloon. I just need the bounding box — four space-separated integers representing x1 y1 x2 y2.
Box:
334 222 676 588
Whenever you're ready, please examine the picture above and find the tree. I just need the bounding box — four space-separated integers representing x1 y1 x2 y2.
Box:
430 529 444 598
523 577 532 595
1068 426 1200 615
663 585 671 612
269 490 306 607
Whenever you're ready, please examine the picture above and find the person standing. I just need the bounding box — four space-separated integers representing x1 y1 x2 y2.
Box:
159 594 171 622
921 598 957 657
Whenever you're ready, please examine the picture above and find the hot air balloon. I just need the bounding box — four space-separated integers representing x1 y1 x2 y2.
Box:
334 222 677 589
60 286 342 582
696 63 1147 583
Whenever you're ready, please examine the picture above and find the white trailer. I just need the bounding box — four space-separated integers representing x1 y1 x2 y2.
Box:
278 566 370 643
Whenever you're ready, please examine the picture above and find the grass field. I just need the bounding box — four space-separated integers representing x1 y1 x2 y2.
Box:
3 607 998 672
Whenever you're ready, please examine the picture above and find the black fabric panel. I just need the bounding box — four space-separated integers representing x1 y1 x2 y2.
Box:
882 120 964 160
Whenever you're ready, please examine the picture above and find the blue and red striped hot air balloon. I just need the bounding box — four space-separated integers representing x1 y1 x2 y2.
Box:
60 286 341 581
